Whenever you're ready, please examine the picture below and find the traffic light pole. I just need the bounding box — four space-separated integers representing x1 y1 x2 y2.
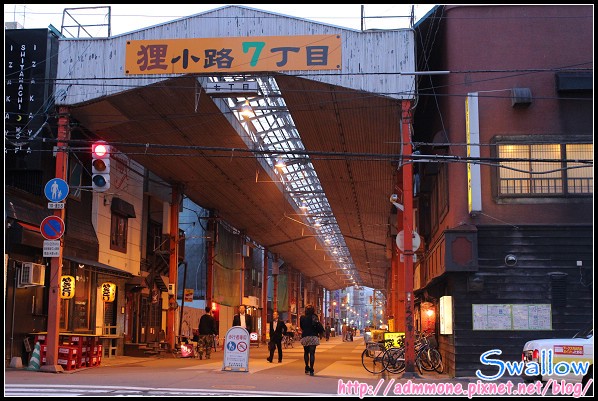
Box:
400 100 419 378
42 106 70 373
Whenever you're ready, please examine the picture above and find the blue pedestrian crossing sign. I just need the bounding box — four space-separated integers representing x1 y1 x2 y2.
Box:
44 178 69 202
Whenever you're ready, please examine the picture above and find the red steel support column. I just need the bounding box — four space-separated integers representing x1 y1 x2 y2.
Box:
273 255 279 314
167 186 180 350
401 100 417 377
261 250 269 343
206 214 215 307
43 106 70 372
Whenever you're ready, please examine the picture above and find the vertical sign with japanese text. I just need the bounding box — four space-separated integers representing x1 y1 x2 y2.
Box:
126 35 342 75
5 29 57 164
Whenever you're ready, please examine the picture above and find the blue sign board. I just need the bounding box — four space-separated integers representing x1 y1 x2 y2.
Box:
44 178 69 202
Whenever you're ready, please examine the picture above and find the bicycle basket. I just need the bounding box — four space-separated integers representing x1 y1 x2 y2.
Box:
366 342 383 352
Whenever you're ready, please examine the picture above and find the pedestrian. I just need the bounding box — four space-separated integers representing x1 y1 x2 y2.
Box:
267 311 287 363
299 304 324 376
325 323 331 341
232 305 253 333
197 306 217 360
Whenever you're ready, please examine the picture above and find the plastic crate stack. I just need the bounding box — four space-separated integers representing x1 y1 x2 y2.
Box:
57 345 78 371
88 341 102 367
64 335 87 368
40 344 47 364
29 333 103 370
33 334 47 364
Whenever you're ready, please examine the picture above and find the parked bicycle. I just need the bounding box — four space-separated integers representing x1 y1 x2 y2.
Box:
361 332 443 376
414 331 443 374
361 339 400 374
282 333 294 349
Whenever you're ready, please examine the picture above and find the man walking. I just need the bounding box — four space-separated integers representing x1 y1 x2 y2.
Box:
197 306 217 359
267 311 287 363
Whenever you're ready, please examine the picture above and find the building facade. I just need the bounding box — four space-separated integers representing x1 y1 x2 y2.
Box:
412 5 593 376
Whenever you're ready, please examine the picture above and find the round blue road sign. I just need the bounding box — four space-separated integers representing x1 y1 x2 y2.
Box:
40 215 65 240
44 178 69 202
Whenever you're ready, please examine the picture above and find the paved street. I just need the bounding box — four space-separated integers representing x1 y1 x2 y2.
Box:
5 335 533 397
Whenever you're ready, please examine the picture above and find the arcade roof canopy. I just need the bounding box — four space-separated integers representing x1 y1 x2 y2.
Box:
56 5 416 291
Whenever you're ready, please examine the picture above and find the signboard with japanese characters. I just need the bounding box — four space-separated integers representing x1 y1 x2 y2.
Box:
5 29 57 159
43 240 61 257
126 35 342 75
222 326 250 372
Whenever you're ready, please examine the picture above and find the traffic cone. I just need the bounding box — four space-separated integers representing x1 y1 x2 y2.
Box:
26 342 41 371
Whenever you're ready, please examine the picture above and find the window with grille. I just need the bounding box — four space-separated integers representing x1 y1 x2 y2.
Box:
110 212 128 252
497 142 592 196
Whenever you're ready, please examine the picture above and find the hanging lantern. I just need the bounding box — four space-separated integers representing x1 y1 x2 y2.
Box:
420 301 436 333
60 275 75 299
102 282 116 302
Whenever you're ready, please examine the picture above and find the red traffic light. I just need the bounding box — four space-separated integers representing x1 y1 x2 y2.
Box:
91 140 111 192
92 141 109 158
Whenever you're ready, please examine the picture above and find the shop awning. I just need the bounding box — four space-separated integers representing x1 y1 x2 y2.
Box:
111 197 136 218
9 221 45 249
64 256 134 279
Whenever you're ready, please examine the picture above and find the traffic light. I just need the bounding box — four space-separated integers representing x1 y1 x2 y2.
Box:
92 141 111 192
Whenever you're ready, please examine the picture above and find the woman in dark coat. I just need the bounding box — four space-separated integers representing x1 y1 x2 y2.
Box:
299 304 324 376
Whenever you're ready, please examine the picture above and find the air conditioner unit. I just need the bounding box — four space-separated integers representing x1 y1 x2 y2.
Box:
18 262 46 287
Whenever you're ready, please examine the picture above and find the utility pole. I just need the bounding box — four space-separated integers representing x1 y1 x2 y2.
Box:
42 106 70 373
401 100 418 378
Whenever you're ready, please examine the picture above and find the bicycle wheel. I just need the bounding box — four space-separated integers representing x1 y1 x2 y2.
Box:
361 348 387 374
383 347 405 374
429 348 444 373
416 347 435 372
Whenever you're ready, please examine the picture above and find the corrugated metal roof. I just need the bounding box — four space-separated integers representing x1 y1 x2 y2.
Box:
57 5 414 291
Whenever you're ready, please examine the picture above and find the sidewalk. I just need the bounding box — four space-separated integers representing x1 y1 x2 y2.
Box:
6 334 530 397
6 334 451 380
